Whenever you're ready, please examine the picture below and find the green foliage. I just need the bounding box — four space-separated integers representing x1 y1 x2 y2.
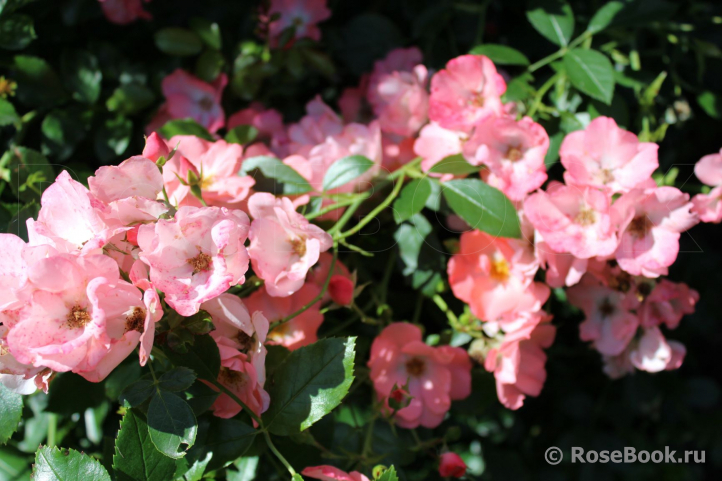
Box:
33 446 111 481
225 125 259 146
147 390 197 459
263 337 356 435
113 410 177 481
158 119 214 142
155 28 203 57
526 0 575 46
240 155 312 195
322 155 375 191
442 179 521 238
469 44 529 66
427 154 479 175
563 49 615 104
0 385 22 445
393 178 432 224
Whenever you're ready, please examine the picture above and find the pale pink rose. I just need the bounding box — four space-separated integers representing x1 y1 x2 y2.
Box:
302 466 370 481
566 274 638 356
205 302 270 421
26 171 119 254
664 341 687 371
629 326 672 373
612 186 698 277
159 135 255 209
6 249 148 377
286 96 343 157
210 335 270 421
448 230 547 322
414 122 469 176
0 234 29 310
204 294 269 386
692 149 722 223
266 0 331 47
428 54 506 131
1 325 50 394
80 287 163 382
535 237 588 288
483 314 555 410
367 48 428 137
560 116 659 194
149 70 227 134
243 283 323 351
524 182 618 259
247 193 332 297
88 156 168 226
368 323 472 429
639 279 698 330
463 115 549 201
99 0 151 25
137 206 250 316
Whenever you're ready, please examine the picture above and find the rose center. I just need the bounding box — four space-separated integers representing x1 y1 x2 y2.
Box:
505 146 523 162
290 238 307 257
598 298 616 318
199 97 214 111
405 357 426 377
236 331 253 352
628 216 652 238
489 257 510 282
125 307 146 333
66 305 91 329
575 207 596 226
219 367 248 388
187 252 213 274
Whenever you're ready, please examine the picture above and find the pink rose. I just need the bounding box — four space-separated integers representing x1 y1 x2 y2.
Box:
99 0 151 25
438 452 468 478
463 115 549 201
368 323 472 429
243 283 324 351
160 135 255 208
525 182 619 259
414 122 469 178
302 466 370 481
560 116 658 194
149 70 227 134
137 206 250 316
266 0 331 47
428 54 506 131
692 149 722 223
247 193 332 297
612 186 698 277
639 279 698 330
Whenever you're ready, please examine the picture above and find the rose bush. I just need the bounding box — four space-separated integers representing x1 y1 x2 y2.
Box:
1 0 721 480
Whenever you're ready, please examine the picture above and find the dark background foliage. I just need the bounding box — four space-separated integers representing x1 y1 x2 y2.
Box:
1 0 722 480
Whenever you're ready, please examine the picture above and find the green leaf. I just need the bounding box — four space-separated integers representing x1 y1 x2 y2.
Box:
697 91 721 119
587 1 625 33
12 55 67 107
114 410 177 481
0 99 19 127
0 446 32 479
147 391 198 459
6 200 39 241
227 457 259 481
191 418 256 472
441 178 521 238
469 44 529 66
1 146 54 203
394 214 445 296
0 384 22 445
195 49 225 83
322 155 374 192
158 119 214 142
155 28 203 57
46 373 106 415
225 125 259 146
377 466 400 481
0 14 35 50
61 50 102 104
263 337 356 436
428 153 479 175
106 83 155 115
240 155 312 195
189 18 221 50
393 178 432 224
94 116 132 162
158 367 197 392
41 110 86 161
563 49 615 105
526 0 575 47
164 334 221 382
184 381 220 416
119 379 156 407
33 446 111 481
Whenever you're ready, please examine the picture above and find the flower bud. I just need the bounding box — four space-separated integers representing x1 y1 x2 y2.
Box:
328 275 354 306
438 452 466 478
